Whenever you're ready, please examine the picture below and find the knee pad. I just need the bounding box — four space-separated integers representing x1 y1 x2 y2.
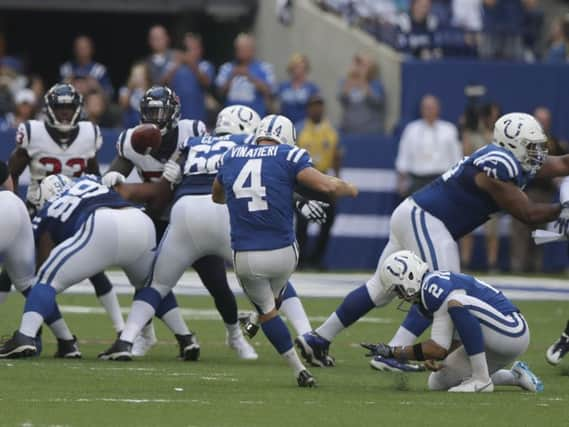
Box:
427 372 448 391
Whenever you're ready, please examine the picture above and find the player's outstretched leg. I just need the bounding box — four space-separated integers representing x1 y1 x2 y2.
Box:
491 361 543 392
279 282 312 336
193 255 257 360
90 272 125 334
546 320 569 365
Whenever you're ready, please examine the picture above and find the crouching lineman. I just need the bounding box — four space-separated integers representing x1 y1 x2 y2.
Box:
211 115 358 387
361 250 543 393
297 112 569 370
0 174 196 358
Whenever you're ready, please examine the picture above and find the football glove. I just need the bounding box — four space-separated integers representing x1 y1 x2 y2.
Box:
102 171 126 188
555 202 569 235
296 199 329 224
162 160 182 185
360 342 394 358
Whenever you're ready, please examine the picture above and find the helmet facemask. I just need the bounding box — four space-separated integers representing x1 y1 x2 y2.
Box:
523 139 548 174
45 88 82 133
140 101 178 135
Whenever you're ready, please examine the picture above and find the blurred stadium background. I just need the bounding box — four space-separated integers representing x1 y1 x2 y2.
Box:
0 0 568 272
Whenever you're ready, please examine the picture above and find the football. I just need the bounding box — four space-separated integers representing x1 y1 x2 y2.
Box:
131 123 161 155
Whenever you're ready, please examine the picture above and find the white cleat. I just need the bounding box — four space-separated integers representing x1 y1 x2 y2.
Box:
512 361 544 392
227 334 259 360
546 333 569 365
449 378 494 393
131 322 158 357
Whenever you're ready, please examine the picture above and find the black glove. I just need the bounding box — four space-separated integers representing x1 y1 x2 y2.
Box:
360 342 394 358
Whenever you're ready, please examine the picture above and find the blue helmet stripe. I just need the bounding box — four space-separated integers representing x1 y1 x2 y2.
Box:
266 115 278 133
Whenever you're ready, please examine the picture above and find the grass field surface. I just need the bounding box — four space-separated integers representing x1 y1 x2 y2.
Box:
0 292 568 426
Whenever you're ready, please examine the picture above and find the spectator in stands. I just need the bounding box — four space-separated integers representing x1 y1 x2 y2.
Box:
215 33 276 116
459 102 501 271
146 25 176 85
479 0 524 61
510 106 566 272
295 94 342 269
395 94 462 196
521 0 544 61
162 33 214 122
338 52 385 134
84 90 116 128
11 89 37 127
0 33 26 96
545 15 569 63
452 0 483 32
60 35 113 99
277 53 320 125
396 0 440 59
119 62 151 129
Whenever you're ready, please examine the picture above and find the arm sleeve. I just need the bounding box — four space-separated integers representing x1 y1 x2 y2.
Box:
287 147 313 179
471 148 521 183
94 124 103 151
15 122 30 150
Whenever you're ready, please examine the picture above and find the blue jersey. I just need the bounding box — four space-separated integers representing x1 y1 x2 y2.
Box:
277 80 320 124
217 144 312 251
33 176 133 245
420 271 518 315
172 60 215 122
174 133 254 200
412 145 534 239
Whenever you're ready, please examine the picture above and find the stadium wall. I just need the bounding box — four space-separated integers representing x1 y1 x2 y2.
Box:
253 0 403 132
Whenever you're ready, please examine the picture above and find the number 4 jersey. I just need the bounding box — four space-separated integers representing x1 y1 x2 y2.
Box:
217 143 312 251
16 120 102 205
33 176 133 244
412 144 534 240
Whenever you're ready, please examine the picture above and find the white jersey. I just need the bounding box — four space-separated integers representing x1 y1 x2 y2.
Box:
16 120 102 205
116 119 206 182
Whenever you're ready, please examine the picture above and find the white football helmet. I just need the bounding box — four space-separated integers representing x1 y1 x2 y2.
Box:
493 112 548 174
214 105 260 136
255 114 296 146
380 250 428 302
38 174 73 209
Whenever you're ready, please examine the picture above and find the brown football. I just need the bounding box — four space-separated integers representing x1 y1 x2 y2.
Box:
131 124 161 155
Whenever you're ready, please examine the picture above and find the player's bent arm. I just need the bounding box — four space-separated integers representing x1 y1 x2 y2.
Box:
114 180 171 206
212 177 226 204
296 167 358 200
85 157 101 176
106 155 135 177
475 172 561 224
8 147 30 192
536 155 569 179
37 232 55 270
391 339 448 361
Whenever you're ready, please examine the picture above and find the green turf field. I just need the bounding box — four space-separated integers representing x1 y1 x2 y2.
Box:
0 293 568 426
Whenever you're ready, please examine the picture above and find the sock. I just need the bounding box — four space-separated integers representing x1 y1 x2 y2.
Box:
261 315 294 354
20 312 44 338
121 288 162 343
226 322 242 339
280 283 312 336
491 369 517 386
448 305 489 381
96 288 124 333
282 347 306 376
48 318 74 341
160 308 190 336
193 256 238 325
316 284 374 342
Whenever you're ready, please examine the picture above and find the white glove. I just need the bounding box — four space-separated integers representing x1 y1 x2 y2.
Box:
102 171 126 188
162 160 182 185
296 199 329 224
555 201 569 235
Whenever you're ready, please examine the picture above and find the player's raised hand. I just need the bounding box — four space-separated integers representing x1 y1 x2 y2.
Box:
360 342 394 358
162 160 182 185
296 200 329 224
102 171 126 188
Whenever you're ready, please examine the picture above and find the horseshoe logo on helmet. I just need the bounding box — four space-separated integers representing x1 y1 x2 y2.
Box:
237 107 253 123
503 119 522 139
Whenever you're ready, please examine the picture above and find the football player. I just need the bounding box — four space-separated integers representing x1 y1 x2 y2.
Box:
361 250 543 393
4 83 124 336
297 112 569 370
102 86 252 358
211 114 357 387
0 174 199 359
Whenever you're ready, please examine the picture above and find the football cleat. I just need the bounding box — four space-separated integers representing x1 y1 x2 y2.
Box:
295 332 335 368
512 361 544 392
0 331 37 359
131 322 158 357
546 333 569 365
54 335 82 359
238 312 260 339
226 333 259 360
98 339 133 361
176 333 200 361
448 378 494 393
297 369 317 388
370 356 426 372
